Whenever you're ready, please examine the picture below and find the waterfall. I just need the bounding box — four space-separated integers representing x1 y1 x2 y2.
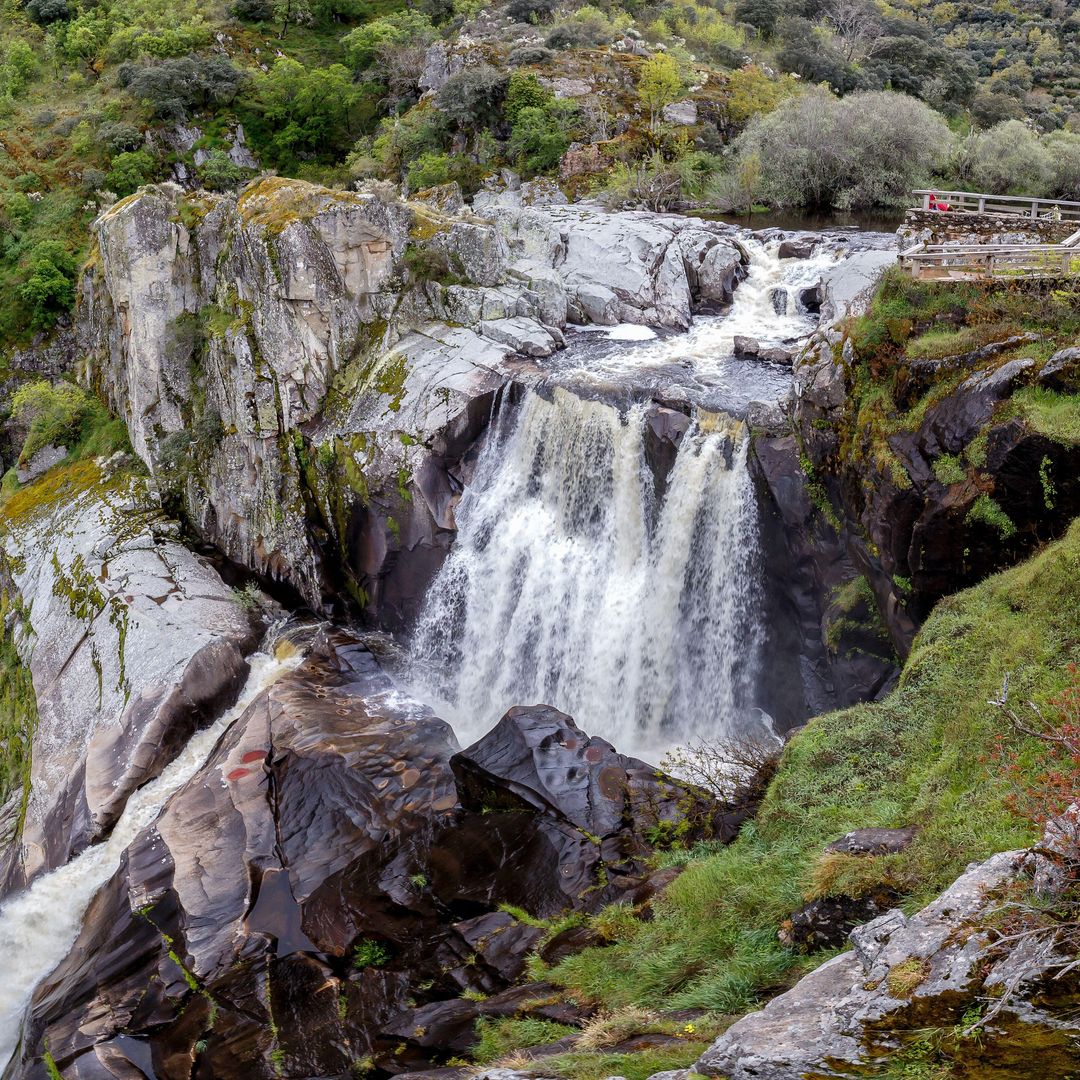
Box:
409 387 765 760
0 640 305 1070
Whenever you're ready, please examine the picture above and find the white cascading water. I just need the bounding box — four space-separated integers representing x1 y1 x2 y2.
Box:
0 643 304 1070
409 387 764 761
571 236 839 383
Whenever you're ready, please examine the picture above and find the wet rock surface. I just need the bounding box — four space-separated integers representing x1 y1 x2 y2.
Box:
11 636 734 1079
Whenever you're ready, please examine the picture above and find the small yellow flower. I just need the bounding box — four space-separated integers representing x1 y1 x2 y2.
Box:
683 1023 696 1036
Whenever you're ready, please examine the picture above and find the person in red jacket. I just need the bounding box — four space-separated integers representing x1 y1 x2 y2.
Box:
928 193 952 211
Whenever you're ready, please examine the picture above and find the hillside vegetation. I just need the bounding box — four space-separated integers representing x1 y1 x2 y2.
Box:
2 0 1080 348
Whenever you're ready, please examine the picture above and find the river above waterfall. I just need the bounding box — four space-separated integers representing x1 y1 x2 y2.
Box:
513 231 896 417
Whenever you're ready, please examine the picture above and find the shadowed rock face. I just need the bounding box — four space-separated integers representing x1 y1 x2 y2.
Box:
12 637 734 1079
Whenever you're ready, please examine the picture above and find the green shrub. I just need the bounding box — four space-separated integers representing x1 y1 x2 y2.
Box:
18 241 78 329
105 149 156 195
342 10 436 70
965 493 1016 540
508 100 578 175
197 149 250 191
352 938 390 969
10 380 94 463
504 71 551 125
406 151 452 192
472 1016 577 1064
932 454 966 486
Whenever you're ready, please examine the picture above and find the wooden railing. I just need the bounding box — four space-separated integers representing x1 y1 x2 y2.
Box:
900 230 1080 281
912 189 1080 221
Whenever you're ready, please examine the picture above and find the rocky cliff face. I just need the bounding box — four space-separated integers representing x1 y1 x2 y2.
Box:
0 458 257 896
753 282 1080 671
79 179 746 626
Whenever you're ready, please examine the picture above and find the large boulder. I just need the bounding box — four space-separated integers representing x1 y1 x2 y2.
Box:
13 662 733 1078
695 837 1080 1079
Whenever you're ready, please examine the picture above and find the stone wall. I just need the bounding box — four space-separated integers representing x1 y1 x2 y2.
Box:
898 208 1078 248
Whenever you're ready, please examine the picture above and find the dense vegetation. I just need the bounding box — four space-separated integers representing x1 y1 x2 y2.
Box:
1 0 1080 348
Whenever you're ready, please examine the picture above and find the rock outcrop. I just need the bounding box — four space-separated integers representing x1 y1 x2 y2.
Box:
694 830 1080 1079
776 325 1080 658
0 460 256 894
11 637 734 1078
79 179 747 625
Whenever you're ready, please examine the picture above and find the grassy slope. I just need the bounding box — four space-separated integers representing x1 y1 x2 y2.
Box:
539 518 1080 1018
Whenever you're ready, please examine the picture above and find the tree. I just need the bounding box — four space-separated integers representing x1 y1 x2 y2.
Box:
26 0 68 24
18 243 78 330
256 58 363 161
734 87 954 208
822 0 883 62
342 11 437 71
106 149 156 195
963 120 1054 196
637 53 683 132
435 65 507 131
272 0 313 37
734 0 784 37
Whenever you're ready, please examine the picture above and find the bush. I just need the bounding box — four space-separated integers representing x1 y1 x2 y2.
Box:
122 55 245 121
197 149 249 191
229 0 273 18
545 21 603 48
406 150 452 191
435 64 506 129
2 40 38 96
506 0 556 22
734 87 954 208
504 71 550 124
106 149 155 196
10 380 94 463
508 100 578 175
18 241 78 329
961 120 1054 197
342 11 437 71
637 53 684 130
508 45 554 66
26 0 68 23
97 120 142 154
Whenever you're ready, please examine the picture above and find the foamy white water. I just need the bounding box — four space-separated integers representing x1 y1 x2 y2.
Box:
569 237 839 385
409 387 764 760
0 646 302 1069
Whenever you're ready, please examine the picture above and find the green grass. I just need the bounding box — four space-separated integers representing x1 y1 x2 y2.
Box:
543 520 1080 1013
473 1016 579 1064
531 1042 711 1080
1011 386 1080 446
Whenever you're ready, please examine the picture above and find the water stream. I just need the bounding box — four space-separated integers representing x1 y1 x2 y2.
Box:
0 642 303 1069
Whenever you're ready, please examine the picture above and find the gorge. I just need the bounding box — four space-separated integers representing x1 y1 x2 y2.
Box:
0 175 1078 1079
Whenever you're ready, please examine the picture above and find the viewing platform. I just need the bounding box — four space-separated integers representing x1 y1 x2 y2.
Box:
899 190 1080 282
